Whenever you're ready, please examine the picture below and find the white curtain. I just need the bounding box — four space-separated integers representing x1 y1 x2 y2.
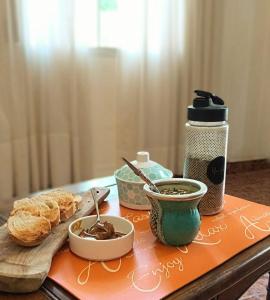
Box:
0 0 185 199
0 0 270 200
183 0 270 162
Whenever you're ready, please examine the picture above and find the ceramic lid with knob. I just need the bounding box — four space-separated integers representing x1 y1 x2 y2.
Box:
115 151 173 183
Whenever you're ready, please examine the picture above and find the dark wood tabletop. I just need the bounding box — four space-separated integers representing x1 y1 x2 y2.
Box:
0 175 269 300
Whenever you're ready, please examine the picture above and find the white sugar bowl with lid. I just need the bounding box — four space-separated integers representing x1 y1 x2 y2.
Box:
114 151 173 210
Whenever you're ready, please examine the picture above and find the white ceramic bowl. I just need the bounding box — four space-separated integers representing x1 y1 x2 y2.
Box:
68 215 134 261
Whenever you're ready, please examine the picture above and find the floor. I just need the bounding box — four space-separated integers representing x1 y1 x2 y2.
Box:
225 164 270 300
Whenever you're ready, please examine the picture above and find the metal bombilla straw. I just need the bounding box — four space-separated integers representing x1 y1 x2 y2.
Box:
121 157 160 193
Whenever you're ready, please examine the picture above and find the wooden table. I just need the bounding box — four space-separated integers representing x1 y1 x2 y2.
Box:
0 176 269 300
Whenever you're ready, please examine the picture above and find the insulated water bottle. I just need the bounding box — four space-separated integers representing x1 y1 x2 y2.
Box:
183 90 229 215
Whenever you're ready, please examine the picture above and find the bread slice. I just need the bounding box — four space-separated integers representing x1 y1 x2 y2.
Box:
8 212 51 247
11 198 40 217
31 196 60 227
11 197 60 228
74 195 82 210
41 198 60 227
40 189 76 222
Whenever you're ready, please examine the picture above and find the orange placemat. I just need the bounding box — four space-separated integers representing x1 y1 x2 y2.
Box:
48 195 270 300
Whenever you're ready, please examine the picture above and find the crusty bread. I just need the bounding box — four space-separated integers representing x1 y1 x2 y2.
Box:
8 212 51 247
31 196 60 227
74 195 82 210
8 188 77 247
41 189 76 222
41 198 60 227
11 198 41 217
11 197 60 228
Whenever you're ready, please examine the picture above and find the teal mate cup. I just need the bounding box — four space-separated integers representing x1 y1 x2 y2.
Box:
143 178 207 246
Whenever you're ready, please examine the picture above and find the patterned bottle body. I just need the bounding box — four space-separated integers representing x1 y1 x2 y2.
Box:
183 122 229 215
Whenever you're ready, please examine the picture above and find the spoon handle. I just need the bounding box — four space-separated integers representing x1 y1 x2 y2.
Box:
90 188 101 222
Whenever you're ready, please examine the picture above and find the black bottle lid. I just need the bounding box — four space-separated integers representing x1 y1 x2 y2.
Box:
188 90 228 122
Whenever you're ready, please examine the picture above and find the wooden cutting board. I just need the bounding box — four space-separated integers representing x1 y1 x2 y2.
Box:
0 187 110 293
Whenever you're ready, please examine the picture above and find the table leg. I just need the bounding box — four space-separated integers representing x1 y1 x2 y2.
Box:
267 272 270 300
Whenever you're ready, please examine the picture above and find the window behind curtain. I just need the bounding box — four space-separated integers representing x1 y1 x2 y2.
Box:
21 0 169 54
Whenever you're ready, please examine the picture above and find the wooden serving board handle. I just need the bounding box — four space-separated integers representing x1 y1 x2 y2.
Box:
0 187 110 293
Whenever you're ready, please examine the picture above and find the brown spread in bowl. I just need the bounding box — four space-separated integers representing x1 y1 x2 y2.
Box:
79 221 126 240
